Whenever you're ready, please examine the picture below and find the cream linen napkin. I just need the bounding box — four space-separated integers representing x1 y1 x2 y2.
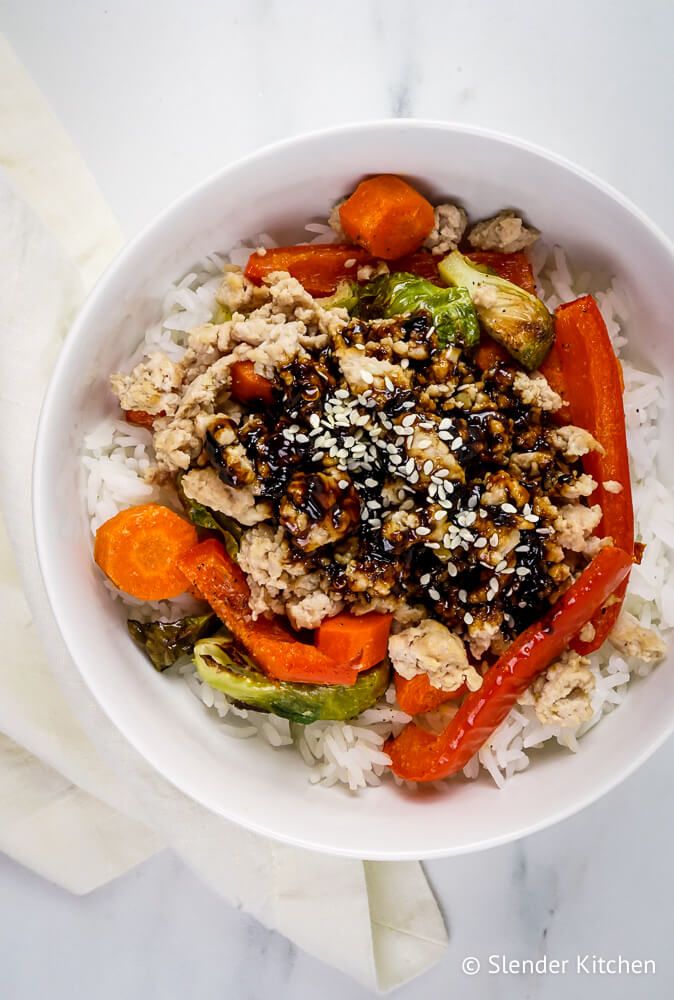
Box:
0 35 447 991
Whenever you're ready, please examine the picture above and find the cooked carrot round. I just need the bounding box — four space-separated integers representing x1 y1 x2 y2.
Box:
94 503 198 600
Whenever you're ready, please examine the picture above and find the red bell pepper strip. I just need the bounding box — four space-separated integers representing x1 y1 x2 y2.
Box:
394 672 466 716
467 251 537 295
385 546 632 781
315 611 392 671
245 244 536 300
178 539 359 686
544 296 634 654
244 244 372 297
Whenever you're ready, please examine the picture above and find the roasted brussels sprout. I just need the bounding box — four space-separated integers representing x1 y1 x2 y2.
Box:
194 635 390 724
317 279 361 313
176 472 241 558
357 272 480 348
128 613 219 671
438 250 554 369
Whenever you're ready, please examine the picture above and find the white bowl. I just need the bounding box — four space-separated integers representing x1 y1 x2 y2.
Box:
33 121 674 859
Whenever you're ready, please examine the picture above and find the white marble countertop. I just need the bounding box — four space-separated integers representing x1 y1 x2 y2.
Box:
2 1 674 996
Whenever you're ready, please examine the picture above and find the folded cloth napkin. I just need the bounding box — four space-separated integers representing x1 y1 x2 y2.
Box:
0 35 447 991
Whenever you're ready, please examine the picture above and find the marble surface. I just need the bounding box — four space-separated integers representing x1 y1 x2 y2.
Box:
2 0 674 996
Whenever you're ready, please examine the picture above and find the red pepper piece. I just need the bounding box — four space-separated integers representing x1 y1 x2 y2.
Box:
178 539 359 686
244 244 372 297
467 251 537 294
544 296 635 653
385 547 632 781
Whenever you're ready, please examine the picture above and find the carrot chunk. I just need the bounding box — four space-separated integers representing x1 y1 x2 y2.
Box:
394 673 466 716
230 361 275 406
339 175 435 260
178 539 360 685
315 611 392 671
94 504 198 600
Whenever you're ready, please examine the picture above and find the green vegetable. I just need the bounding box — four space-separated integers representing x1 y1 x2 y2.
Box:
194 635 391 724
129 613 219 671
357 272 480 348
438 250 554 369
176 472 242 558
317 279 361 313
212 303 232 324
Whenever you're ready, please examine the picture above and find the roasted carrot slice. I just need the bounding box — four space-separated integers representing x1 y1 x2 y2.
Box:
316 611 392 671
94 504 198 600
394 672 466 716
339 175 435 260
230 361 275 406
178 539 360 685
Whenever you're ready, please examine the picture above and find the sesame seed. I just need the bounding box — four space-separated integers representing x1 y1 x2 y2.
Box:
464 612 474 625
490 533 499 547
313 451 325 461
365 477 378 488
338 479 349 489
401 499 415 510
474 537 487 549
360 369 374 385
515 545 529 553
384 376 394 391
501 503 517 514
400 358 410 369
429 588 441 601
354 343 365 350
467 496 478 509
503 568 515 575
403 458 415 475
439 418 452 430
464 511 477 526
309 413 320 428
496 560 508 572
433 509 446 521
458 589 467 602
419 573 431 585
417 438 432 449
335 389 349 399
516 567 531 576
435 468 450 478
409 471 419 484
367 500 381 510
423 459 434 475
425 541 440 549
402 414 416 427
524 514 540 523
447 563 458 577
452 436 463 451
438 430 452 442
368 518 382 529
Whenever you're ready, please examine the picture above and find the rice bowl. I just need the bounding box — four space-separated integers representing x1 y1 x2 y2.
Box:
33 122 674 857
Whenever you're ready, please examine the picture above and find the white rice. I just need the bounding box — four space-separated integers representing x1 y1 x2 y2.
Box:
82 226 673 792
